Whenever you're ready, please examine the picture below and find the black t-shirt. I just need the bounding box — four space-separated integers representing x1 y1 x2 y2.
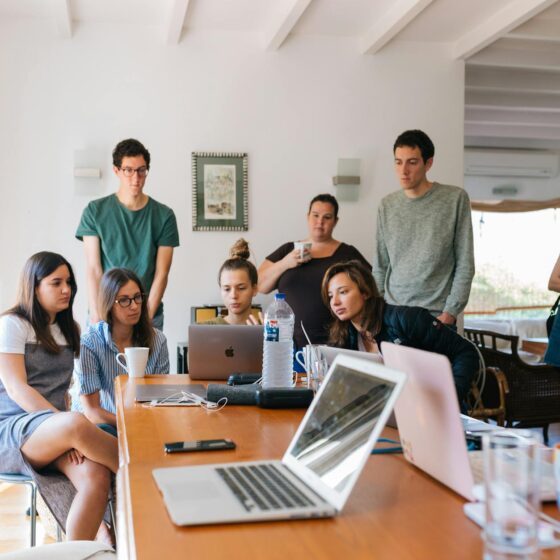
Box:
266 242 370 348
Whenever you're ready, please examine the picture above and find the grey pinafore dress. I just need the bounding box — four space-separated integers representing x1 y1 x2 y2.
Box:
0 341 78 529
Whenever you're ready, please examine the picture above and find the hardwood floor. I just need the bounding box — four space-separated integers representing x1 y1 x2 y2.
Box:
0 482 54 554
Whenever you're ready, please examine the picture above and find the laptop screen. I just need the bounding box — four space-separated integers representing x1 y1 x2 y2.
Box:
289 363 396 494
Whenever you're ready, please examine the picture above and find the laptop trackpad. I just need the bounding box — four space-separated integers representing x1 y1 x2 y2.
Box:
172 480 222 501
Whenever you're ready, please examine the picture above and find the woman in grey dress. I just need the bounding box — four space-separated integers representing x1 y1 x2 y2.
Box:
0 252 118 541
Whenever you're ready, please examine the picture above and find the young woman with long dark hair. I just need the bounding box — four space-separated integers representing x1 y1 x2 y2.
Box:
0 252 117 541
321 260 479 405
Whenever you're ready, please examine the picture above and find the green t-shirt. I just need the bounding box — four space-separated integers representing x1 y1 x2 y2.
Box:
76 194 180 315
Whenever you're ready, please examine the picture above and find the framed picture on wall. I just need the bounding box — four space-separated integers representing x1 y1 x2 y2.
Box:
191 152 248 231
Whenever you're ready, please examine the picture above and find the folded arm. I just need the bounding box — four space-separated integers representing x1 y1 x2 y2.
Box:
258 250 302 294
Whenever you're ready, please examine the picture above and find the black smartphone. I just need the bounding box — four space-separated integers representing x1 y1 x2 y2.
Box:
164 438 236 453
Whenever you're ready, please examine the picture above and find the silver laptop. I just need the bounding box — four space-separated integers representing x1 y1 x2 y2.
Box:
381 342 556 502
188 325 263 380
319 345 397 428
319 345 383 366
152 354 407 526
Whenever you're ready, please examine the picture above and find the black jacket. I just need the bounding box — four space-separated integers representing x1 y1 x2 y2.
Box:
346 304 479 404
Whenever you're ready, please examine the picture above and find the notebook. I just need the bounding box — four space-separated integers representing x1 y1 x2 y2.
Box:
152 354 407 526
381 342 556 502
187 325 263 380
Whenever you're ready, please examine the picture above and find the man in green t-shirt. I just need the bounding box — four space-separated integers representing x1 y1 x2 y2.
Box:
76 138 180 329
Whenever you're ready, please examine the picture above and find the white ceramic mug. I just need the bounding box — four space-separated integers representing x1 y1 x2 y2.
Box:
293 241 312 260
116 347 149 378
295 344 321 372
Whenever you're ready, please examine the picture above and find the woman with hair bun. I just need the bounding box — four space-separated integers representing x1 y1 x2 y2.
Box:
205 239 259 325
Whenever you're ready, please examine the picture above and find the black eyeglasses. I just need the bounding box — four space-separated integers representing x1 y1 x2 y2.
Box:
115 293 144 308
120 166 149 178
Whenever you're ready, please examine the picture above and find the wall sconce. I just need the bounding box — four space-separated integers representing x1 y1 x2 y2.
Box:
333 158 360 201
74 149 103 195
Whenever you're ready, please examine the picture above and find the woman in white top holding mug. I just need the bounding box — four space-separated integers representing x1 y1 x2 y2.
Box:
73 268 169 433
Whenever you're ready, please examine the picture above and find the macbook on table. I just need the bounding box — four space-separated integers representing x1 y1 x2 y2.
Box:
381 342 555 502
187 324 263 380
319 345 384 367
152 354 407 526
318 346 397 428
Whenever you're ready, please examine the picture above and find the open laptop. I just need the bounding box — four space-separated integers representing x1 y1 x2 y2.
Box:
188 324 263 380
319 346 396 428
381 342 555 502
152 354 407 526
319 345 383 366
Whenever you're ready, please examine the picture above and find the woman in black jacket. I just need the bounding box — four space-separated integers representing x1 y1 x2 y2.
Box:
321 260 479 406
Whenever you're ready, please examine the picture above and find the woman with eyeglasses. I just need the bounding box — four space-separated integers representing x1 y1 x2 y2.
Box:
73 268 169 431
0 252 117 541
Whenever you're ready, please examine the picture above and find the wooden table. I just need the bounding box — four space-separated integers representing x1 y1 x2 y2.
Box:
521 337 549 357
115 375 560 560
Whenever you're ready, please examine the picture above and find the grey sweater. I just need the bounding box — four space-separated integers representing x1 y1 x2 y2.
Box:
372 182 475 318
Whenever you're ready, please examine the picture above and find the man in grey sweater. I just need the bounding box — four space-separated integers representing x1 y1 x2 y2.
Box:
373 129 474 327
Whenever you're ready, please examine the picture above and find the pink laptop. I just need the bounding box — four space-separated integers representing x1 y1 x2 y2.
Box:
381 342 479 501
381 342 556 502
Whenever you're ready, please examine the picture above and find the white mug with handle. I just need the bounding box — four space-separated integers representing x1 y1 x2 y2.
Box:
116 347 149 378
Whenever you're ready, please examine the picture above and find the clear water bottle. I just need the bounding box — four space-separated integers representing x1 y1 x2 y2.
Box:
262 293 295 388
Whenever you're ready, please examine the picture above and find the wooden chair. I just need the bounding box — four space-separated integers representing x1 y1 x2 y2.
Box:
465 328 560 443
466 366 508 427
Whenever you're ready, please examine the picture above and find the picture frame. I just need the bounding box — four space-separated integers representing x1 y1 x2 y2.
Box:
191 152 248 231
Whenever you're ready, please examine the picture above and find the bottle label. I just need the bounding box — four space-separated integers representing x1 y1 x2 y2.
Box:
265 320 279 342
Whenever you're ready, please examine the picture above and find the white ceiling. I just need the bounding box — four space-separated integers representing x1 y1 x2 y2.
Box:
1 0 559 148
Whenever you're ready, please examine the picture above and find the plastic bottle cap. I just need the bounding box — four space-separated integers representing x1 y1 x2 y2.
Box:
275 293 286 300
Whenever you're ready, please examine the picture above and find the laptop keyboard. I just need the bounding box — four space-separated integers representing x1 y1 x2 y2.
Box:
215 463 321 512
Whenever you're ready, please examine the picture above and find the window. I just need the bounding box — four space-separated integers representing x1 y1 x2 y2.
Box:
467 209 559 318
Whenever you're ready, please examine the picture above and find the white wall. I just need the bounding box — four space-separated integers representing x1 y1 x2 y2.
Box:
0 21 465 370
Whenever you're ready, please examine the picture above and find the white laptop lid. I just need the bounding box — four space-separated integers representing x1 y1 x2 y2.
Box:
381 342 476 501
282 354 407 511
188 324 263 380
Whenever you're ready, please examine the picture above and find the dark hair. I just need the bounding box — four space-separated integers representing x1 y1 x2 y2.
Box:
218 239 258 286
5 252 80 355
97 268 155 351
393 129 434 163
112 138 151 170
308 194 339 219
321 260 385 348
